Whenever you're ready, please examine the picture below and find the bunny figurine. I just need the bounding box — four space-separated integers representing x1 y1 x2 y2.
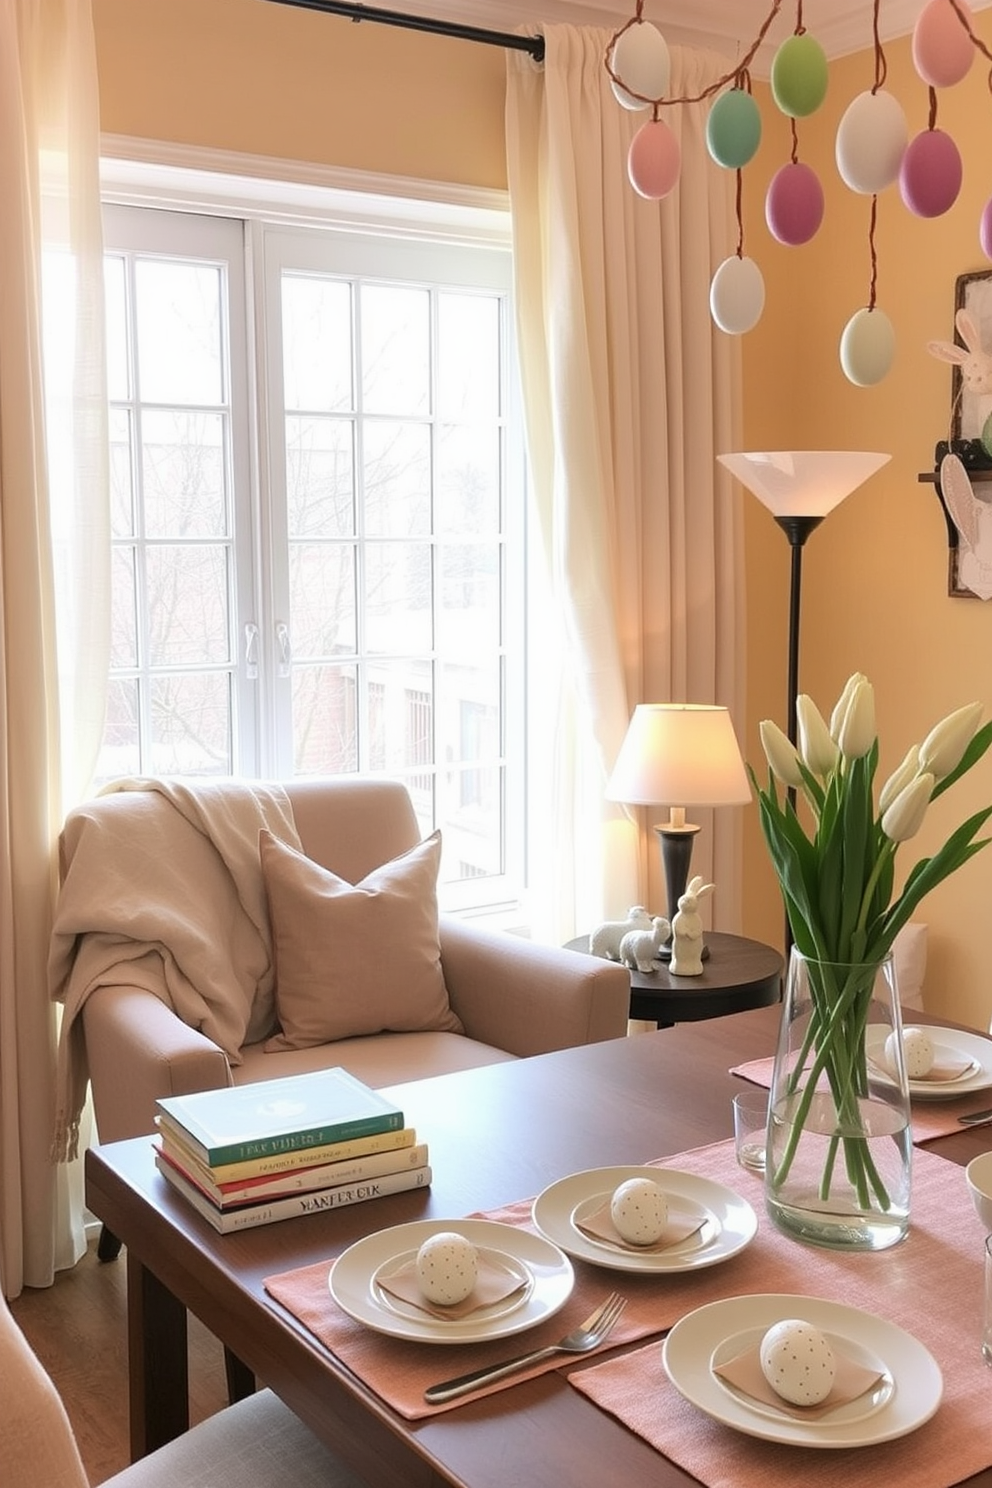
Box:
670 875 715 977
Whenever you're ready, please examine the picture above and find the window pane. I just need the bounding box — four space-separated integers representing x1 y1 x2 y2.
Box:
135 259 224 406
364 542 432 654
109 408 135 538
104 256 130 403
111 546 137 668
147 545 230 666
437 542 500 652
363 420 431 537
361 284 430 415
98 677 140 781
150 672 232 774
292 664 357 773
285 416 354 537
141 410 227 538
282 274 353 412
438 292 500 420
290 542 357 656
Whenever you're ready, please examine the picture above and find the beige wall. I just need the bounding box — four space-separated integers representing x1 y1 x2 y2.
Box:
94 2 992 1027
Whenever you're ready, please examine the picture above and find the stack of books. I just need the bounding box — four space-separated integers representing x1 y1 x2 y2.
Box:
153 1066 431 1233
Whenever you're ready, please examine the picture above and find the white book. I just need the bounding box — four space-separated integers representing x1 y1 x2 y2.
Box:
155 1151 432 1233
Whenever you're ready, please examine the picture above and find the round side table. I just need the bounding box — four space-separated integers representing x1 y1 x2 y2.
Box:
566 930 783 1029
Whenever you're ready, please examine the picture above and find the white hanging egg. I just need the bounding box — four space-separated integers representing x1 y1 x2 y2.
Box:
759 1319 836 1406
610 22 671 110
836 89 909 194
840 306 895 386
710 255 765 335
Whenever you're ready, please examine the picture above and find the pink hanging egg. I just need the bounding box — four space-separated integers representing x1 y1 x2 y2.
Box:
765 162 824 245
912 0 974 88
899 128 962 216
980 195 992 259
628 118 681 199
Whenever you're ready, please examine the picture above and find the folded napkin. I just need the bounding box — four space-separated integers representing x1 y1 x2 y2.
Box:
375 1252 525 1321
731 1054 992 1143
575 1198 703 1254
570 1140 991 1488
264 1193 687 1418
713 1339 884 1421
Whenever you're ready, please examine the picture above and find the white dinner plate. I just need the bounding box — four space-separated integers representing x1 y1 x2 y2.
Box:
866 1025 992 1100
328 1218 574 1343
531 1165 757 1273
663 1294 942 1448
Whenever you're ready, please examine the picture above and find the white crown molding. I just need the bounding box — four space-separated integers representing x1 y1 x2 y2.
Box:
308 0 992 74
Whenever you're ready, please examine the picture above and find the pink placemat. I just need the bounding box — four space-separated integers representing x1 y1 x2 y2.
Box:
264 1192 708 1419
731 1055 992 1142
570 1140 990 1488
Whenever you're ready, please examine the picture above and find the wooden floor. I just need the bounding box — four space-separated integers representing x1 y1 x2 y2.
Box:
9 1233 228 1486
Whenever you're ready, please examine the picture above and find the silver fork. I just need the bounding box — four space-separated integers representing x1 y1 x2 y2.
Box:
423 1291 627 1405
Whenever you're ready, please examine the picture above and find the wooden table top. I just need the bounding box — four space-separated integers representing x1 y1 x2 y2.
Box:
85 1006 992 1488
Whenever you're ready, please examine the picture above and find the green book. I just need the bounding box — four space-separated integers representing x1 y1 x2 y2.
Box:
155 1067 404 1168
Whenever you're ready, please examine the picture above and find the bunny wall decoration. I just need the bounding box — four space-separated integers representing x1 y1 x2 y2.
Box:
670 875 715 977
928 308 992 403
928 311 992 600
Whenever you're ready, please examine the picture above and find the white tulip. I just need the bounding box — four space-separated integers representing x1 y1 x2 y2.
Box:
881 771 934 842
797 694 838 777
836 677 876 760
918 701 983 781
829 673 868 743
760 719 804 789
879 745 920 815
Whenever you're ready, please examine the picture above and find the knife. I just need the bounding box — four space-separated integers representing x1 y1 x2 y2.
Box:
957 1106 992 1125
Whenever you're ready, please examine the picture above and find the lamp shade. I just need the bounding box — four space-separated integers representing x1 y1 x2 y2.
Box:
717 450 891 518
606 704 751 808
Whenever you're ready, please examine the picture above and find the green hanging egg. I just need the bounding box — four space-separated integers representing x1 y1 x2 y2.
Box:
706 89 762 169
771 34 828 118
981 411 992 458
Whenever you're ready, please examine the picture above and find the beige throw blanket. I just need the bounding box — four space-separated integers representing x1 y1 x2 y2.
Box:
50 778 302 1160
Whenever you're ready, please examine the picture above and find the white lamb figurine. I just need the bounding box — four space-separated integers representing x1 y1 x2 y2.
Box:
589 905 653 961
670 876 715 977
619 916 671 974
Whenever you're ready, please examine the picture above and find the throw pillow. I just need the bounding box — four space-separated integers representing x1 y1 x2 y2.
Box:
259 828 463 1050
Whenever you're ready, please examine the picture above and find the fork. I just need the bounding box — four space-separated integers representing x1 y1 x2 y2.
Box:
423 1291 627 1405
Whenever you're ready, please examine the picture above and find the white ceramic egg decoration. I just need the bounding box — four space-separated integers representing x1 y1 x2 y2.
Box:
759 1319 836 1406
840 306 895 387
610 1176 669 1245
709 255 765 335
415 1231 479 1307
885 1024 935 1078
835 89 909 194
610 21 671 110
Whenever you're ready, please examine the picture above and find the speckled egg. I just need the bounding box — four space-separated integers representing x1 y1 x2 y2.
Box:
610 1177 669 1245
759 1319 836 1406
415 1231 479 1306
885 1025 935 1078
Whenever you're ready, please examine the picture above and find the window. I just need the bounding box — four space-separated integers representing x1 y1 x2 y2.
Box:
98 186 524 913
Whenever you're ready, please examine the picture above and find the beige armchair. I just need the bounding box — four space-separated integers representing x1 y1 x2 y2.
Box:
52 776 629 1209
1 1292 365 1488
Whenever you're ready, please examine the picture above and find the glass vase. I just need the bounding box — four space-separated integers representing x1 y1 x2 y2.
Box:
765 948 912 1252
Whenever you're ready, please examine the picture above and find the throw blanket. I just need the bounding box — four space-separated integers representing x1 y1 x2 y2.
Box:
50 778 302 1160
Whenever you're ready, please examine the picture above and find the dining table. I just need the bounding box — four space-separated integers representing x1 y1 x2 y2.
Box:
84 1002 992 1488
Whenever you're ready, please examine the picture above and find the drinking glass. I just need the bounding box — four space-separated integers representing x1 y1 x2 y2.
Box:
732 1089 768 1174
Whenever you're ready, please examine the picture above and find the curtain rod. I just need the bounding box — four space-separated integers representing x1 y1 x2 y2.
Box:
263 0 546 62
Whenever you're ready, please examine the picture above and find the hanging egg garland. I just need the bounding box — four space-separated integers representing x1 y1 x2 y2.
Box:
707 88 762 170
912 0 974 88
710 255 766 335
840 307 896 386
771 33 829 118
835 90 909 194
980 196 992 259
628 117 681 199
766 162 825 246
899 127 963 217
610 20 671 111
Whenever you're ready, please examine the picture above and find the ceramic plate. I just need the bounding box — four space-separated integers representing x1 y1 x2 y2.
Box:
663 1294 942 1447
531 1165 757 1273
328 1218 573 1343
711 1323 894 1428
866 1025 992 1100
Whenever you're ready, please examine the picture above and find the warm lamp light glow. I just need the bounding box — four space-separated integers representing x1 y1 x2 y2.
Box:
716 451 891 519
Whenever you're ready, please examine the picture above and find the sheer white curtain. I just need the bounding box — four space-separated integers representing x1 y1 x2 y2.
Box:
507 28 746 945
0 0 109 1298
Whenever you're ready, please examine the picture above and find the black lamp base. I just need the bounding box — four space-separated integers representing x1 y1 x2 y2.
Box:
653 821 709 959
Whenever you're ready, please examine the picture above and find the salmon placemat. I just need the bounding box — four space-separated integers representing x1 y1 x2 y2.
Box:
570 1140 990 1488
731 1054 992 1143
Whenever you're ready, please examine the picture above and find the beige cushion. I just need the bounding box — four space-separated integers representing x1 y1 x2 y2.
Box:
893 921 927 1011
261 829 463 1050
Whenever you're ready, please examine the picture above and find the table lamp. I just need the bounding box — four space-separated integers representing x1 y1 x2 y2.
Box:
606 704 751 959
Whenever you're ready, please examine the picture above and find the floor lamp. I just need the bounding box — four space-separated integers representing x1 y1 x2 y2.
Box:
717 451 891 949
606 704 752 959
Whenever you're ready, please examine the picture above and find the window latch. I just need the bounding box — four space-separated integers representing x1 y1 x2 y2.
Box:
275 621 292 678
244 622 259 680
